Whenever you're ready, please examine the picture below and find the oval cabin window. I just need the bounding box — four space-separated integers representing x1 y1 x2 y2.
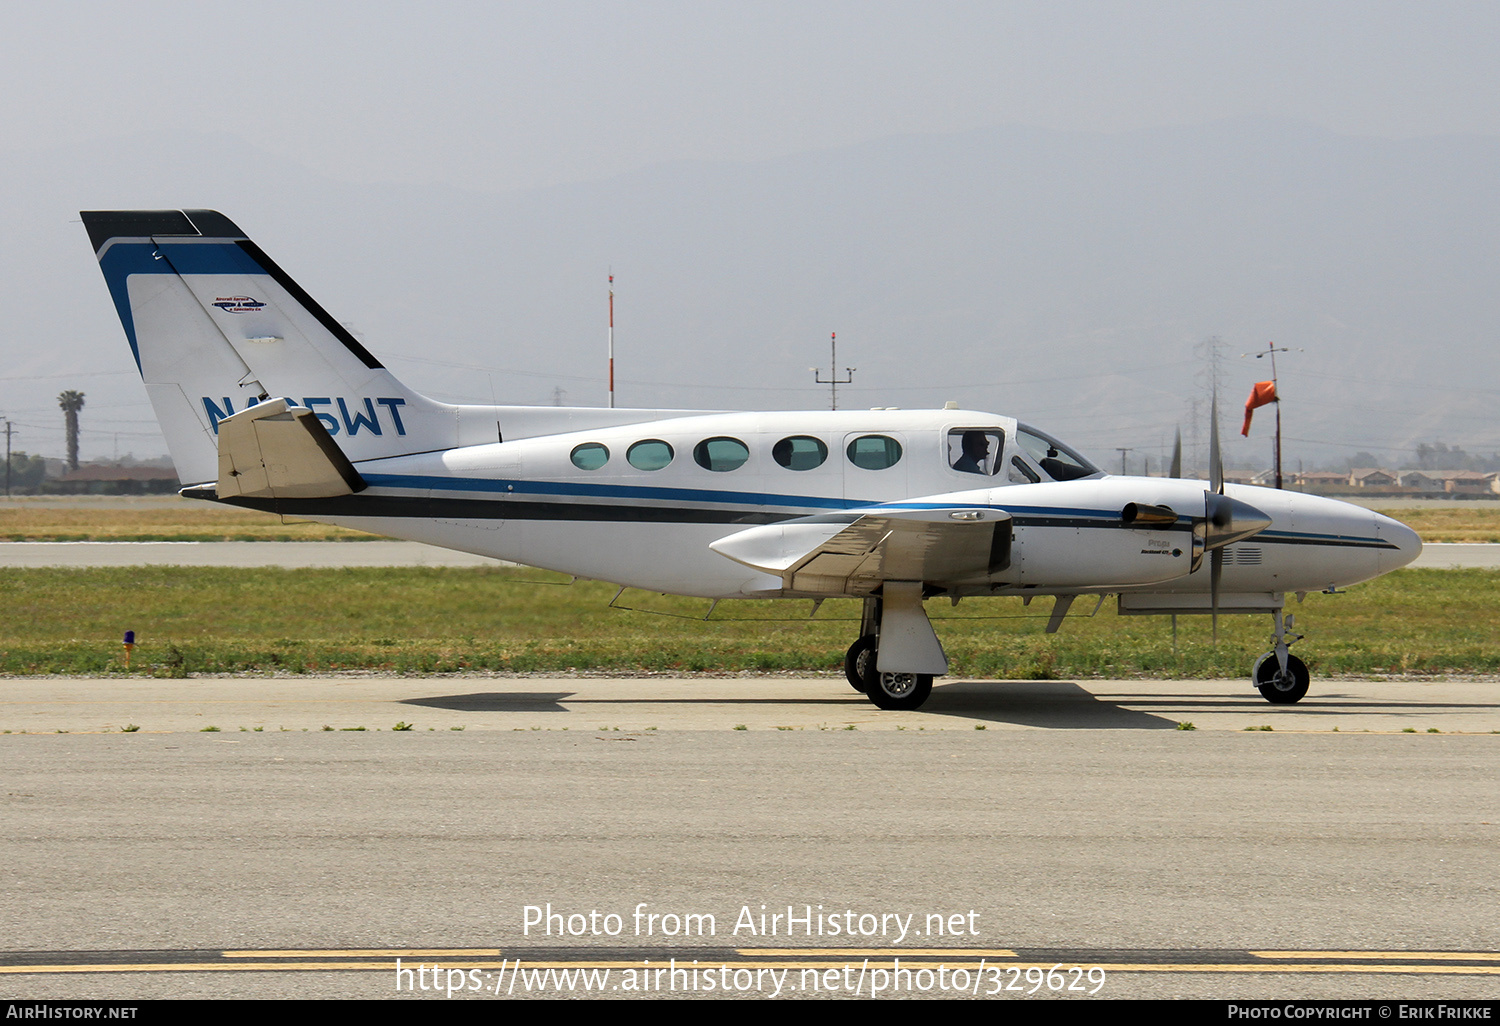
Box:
772 436 828 471
570 442 609 470
693 436 750 472
627 439 674 471
846 434 903 470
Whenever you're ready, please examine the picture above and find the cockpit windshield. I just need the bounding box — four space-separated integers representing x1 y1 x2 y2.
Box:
1014 424 1101 481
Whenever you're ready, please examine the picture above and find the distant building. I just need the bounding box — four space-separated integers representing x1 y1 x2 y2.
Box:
1294 470 1350 490
52 463 180 495
1349 468 1398 487
1399 470 1497 495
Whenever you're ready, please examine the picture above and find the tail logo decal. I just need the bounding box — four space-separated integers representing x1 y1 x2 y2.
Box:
211 295 267 314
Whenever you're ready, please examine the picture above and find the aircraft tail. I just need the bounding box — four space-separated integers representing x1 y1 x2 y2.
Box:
82 210 454 485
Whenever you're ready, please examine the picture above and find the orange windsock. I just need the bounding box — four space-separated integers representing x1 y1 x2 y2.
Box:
1241 380 1278 436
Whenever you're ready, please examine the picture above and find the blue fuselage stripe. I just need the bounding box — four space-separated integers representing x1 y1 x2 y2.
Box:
352 473 1388 548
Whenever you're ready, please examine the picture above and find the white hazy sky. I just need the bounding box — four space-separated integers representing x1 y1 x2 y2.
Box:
5 1 1500 465
5 0 1499 193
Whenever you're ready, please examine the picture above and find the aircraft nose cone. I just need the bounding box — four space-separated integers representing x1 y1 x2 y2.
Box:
1374 513 1423 572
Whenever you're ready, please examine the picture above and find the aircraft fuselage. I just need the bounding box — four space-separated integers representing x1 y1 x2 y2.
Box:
208 408 1419 601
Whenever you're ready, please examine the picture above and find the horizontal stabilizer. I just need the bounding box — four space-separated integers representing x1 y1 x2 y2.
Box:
216 398 366 500
709 507 1010 595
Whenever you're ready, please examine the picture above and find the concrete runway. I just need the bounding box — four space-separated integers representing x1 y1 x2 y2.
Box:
2 674 1498 1001
2 509 1495 1000
4 673 1500 734
2 539 1496 568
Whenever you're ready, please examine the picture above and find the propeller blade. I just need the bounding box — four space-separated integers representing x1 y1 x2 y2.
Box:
1211 547 1223 642
1209 392 1223 495
1170 427 1182 479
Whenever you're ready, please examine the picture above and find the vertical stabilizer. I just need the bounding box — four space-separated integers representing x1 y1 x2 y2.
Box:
82 210 454 485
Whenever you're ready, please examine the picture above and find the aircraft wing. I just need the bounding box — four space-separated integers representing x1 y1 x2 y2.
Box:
215 397 366 500
709 508 1011 595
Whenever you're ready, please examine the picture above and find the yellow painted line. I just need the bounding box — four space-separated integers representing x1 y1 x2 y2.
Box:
16 961 1500 976
7 955 1500 976
222 948 501 958
1253 950 1500 961
738 949 1018 958
718 962 1500 975
1 962 406 974
1085 964 1500 975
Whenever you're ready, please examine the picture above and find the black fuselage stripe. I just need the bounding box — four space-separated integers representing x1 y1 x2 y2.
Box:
213 493 791 525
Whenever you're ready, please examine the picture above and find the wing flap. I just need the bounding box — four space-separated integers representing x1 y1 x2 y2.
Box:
710 508 1011 595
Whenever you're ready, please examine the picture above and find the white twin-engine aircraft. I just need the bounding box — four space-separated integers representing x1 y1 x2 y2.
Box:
83 210 1421 710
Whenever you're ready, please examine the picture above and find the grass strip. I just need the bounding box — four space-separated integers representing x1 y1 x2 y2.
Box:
0 505 372 542
1 566 1493 678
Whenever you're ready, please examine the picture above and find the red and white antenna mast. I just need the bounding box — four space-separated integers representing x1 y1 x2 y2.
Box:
607 272 615 409
813 331 854 411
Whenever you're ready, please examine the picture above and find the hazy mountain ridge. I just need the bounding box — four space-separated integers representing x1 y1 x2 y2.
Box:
5 119 1497 468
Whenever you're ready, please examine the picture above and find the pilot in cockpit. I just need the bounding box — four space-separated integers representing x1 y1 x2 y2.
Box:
952 430 992 475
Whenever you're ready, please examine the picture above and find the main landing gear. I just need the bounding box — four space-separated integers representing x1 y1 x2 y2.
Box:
1253 608 1309 704
845 634 934 710
843 592 940 711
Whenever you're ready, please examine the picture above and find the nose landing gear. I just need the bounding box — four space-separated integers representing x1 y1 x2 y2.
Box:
1253 609 1309 704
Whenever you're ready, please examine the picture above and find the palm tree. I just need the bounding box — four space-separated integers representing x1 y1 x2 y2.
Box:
58 390 85 470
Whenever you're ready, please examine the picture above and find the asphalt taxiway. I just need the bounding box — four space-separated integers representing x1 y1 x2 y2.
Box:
2 674 1497 1000
3 673 1499 734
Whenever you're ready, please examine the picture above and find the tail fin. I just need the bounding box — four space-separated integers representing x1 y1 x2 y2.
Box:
82 210 450 485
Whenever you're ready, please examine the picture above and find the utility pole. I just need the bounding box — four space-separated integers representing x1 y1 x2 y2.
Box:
813 332 855 411
4 419 11 498
607 273 615 408
1246 342 1300 490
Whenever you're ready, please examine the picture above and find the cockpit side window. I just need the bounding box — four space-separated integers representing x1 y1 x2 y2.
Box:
947 428 1004 476
1015 425 1099 482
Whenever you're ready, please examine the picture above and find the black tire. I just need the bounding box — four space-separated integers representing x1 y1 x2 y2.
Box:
844 635 876 693
1253 652 1310 704
864 668 934 711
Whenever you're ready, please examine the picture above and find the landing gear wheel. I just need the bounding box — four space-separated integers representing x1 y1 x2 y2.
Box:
1253 652 1310 704
844 635 876 693
863 668 934 711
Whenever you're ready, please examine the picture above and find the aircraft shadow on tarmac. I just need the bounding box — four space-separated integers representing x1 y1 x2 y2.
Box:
402 692 576 714
400 683 1232 729
922 681 1179 728
401 682 1499 730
